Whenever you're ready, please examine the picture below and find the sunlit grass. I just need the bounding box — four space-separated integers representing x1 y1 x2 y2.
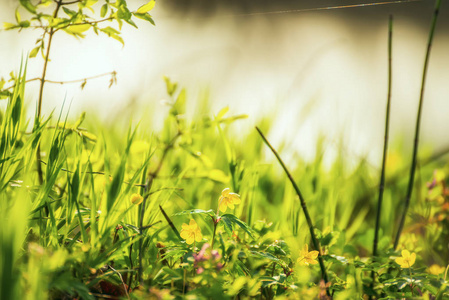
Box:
1 0 448 298
1 72 448 298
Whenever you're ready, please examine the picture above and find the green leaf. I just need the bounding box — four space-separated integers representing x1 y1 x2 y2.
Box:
48 136 60 165
19 0 37 14
38 0 52 7
163 76 177 96
117 4 132 21
66 24 91 34
137 0 156 14
100 4 108 18
73 112 86 128
100 26 120 35
249 251 288 269
124 18 138 29
3 23 18 30
29 46 40 58
216 106 229 120
63 7 78 17
100 27 124 45
221 214 254 239
170 88 186 116
133 13 155 25
15 9 21 23
110 34 124 45
173 209 215 217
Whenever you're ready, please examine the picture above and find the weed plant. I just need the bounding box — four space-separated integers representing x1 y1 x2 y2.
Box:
1 0 448 299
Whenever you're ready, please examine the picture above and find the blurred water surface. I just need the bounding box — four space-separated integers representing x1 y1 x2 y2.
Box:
0 0 448 163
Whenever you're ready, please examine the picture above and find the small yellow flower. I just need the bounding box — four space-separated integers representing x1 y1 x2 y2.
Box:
395 250 416 268
428 264 445 275
130 193 143 205
180 219 202 245
218 188 241 213
297 244 319 266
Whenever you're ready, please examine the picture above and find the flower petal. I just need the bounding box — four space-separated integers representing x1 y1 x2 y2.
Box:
230 193 241 204
186 236 194 244
222 188 230 196
395 257 406 267
308 251 319 259
219 201 227 213
401 250 410 259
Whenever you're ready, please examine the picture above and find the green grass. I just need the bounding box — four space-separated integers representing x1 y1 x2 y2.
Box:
1 71 449 299
1 0 448 298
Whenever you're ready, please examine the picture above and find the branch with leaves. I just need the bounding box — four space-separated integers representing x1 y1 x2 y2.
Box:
2 0 156 185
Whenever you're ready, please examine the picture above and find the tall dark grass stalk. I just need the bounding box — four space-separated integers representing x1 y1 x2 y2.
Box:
255 127 329 288
393 0 442 250
371 15 393 294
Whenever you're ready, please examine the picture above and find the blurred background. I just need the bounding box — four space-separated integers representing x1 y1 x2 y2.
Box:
0 0 448 163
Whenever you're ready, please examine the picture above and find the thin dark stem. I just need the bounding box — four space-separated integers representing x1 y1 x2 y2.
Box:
36 0 63 209
159 205 182 239
393 0 442 250
37 0 61 122
255 127 329 290
211 220 218 249
371 14 393 295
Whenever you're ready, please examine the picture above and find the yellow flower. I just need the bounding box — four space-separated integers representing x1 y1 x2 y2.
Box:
130 193 143 205
395 250 416 268
218 188 241 213
180 219 202 245
297 244 319 266
428 264 445 275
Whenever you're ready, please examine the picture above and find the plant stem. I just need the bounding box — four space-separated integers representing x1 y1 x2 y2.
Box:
393 0 442 250
255 127 329 289
159 205 182 240
211 220 218 249
371 15 393 292
36 0 63 186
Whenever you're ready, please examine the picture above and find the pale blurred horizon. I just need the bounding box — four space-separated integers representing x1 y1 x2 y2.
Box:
1 0 448 164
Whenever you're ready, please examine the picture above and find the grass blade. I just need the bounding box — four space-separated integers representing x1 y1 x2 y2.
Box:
255 127 329 288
